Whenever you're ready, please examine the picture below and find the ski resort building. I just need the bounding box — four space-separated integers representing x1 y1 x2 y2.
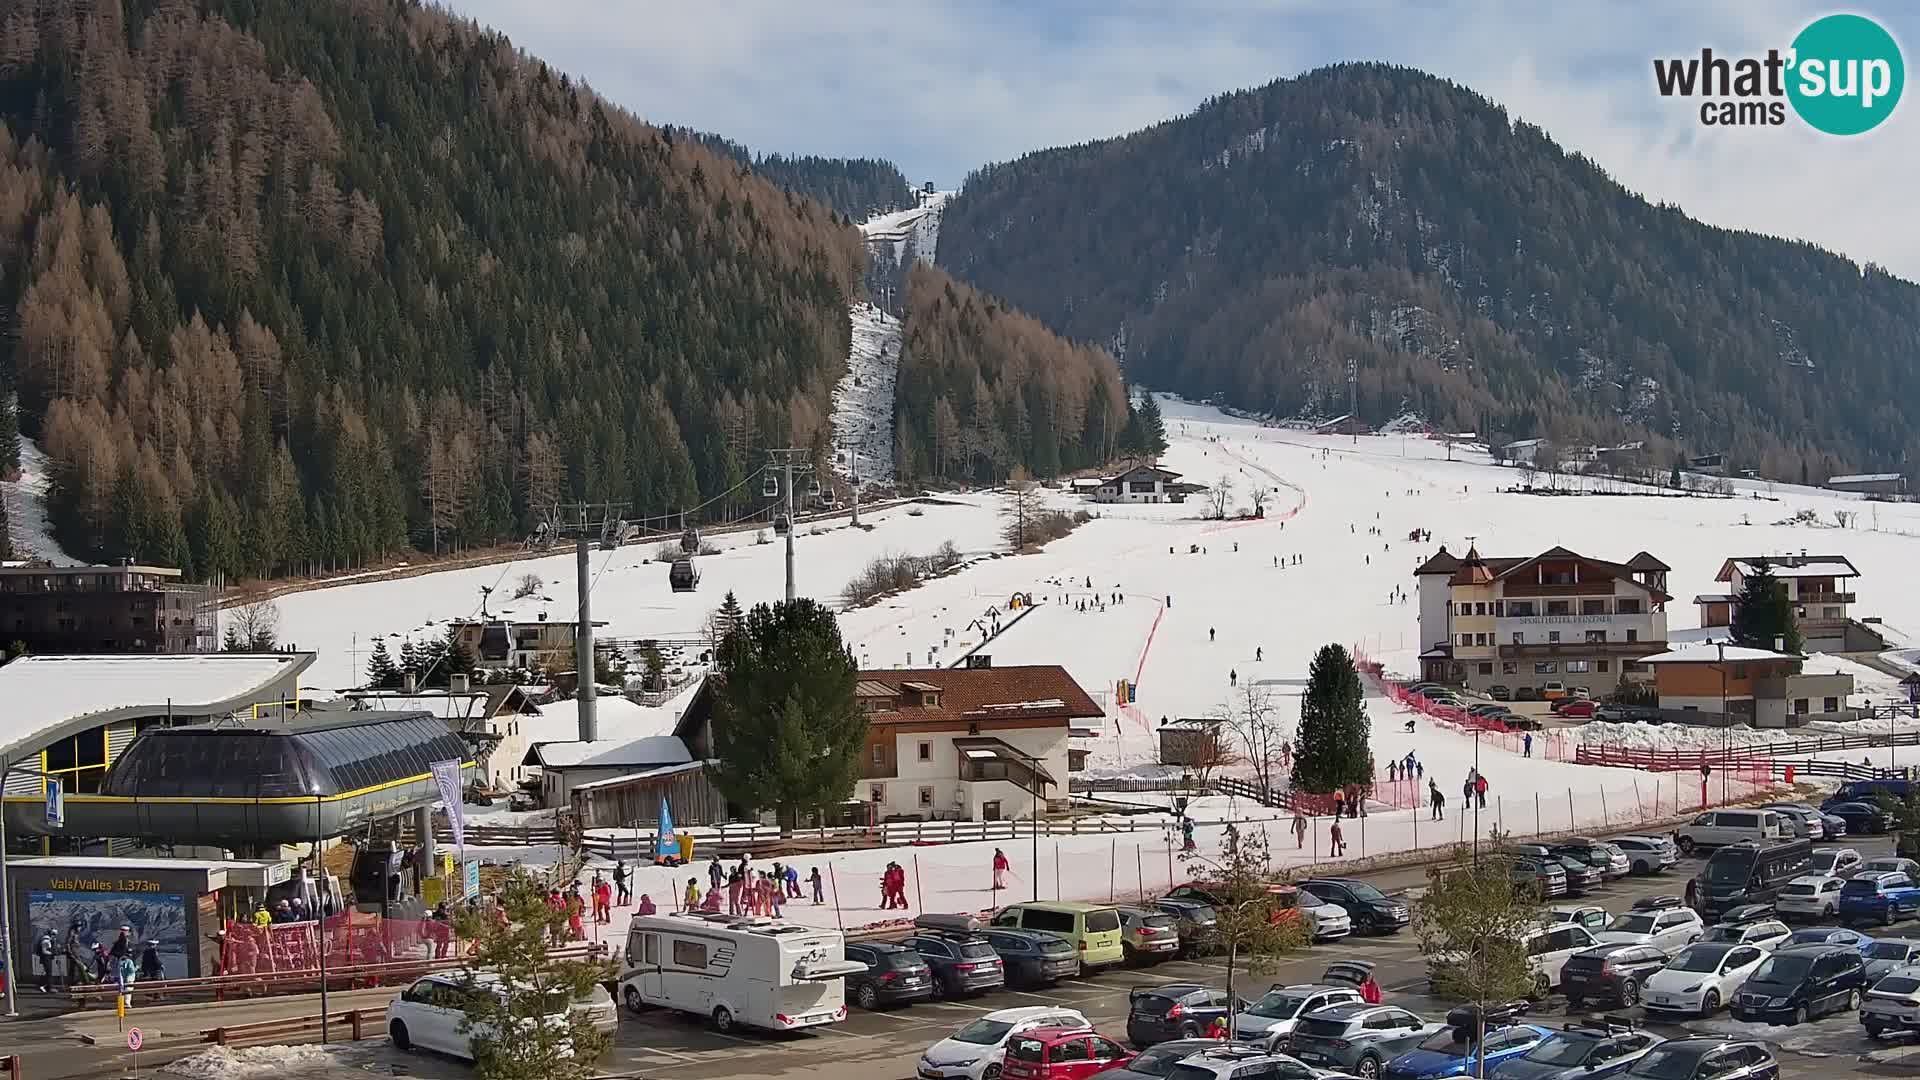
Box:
1636 642 1856 727
0 561 218 655
1414 545 1670 693
1091 464 1194 504
1697 553 1881 653
851 663 1102 822
1825 473 1908 497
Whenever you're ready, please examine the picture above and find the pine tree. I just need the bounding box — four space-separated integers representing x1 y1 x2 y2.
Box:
1291 643 1372 793
1731 558 1803 654
0 378 20 480
366 639 402 689
1137 392 1168 456
1670 462 1683 487
399 639 422 684
437 624 476 685
710 598 865 829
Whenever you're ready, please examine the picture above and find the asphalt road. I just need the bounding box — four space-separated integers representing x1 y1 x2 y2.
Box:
15 836 1920 1080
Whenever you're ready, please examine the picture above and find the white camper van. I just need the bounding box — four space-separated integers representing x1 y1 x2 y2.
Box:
619 911 866 1033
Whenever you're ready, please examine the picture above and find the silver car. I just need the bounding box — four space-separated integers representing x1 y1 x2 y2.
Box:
1761 803 1826 841
1233 984 1366 1050
1285 1003 1446 1079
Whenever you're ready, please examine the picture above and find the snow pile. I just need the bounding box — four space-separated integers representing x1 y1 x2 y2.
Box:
1576 721 1788 751
1 431 79 564
829 302 902 488
164 1044 359 1080
1802 651 1905 705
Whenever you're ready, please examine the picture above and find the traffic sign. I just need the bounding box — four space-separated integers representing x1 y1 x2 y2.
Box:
465 860 480 898
127 1027 143 1051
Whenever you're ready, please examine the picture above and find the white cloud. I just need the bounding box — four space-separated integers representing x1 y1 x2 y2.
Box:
441 0 1920 279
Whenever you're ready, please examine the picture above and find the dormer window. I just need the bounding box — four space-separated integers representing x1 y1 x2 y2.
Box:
922 693 941 707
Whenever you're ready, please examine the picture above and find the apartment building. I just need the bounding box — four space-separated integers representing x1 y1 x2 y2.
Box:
1415 545 1670 692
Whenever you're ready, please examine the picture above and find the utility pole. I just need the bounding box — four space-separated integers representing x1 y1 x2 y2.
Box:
1347 358 1358 445
850 460 861 529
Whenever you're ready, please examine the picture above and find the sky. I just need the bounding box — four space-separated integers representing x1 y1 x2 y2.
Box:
439 1 1920 281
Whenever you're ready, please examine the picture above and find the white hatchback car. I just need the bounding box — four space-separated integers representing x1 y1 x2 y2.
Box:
1642 942 1768 1018
1597 904 1704 954
1776 874 1846 920
386 973 574 1061
917 1006 1090 1080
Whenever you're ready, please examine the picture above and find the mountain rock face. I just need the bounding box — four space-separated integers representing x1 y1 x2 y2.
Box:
939 62 1920 480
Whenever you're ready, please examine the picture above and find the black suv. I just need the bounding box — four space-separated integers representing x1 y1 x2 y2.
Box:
842 941 934 1009
1125 983 1237 1046
902 920 1007 998
1730 943 1867 1025
1490 1020 1662 1080
1560 945 1671 1009
1623 1038 1777 1080
1296 877 1410 934
983 928 1079 987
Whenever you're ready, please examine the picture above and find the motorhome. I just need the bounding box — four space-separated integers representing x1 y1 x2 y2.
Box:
618 911 866 1034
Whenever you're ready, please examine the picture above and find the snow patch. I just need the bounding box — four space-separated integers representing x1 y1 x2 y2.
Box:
830 302 902 489
163 1044 359 1080
2 431 80 564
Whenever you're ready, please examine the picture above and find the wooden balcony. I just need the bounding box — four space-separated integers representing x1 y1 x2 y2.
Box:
1498 640 1662 659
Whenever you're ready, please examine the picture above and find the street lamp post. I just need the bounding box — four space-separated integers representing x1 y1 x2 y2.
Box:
1471 728 1482 863
1717 641 1728 803
314 790 329 1043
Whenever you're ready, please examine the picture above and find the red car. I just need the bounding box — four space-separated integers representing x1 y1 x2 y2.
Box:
1002 1026 1135 1080
1553 698 1597 718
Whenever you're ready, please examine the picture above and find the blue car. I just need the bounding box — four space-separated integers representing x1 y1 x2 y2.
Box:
1839 872 1920 927
1825 802 1891 835
1385 1023 1552 1080
1785 926 1876 954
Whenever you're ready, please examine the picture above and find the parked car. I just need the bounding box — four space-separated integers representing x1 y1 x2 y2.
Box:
1153 1045 1335 1080
1623 1038 1778 1080
1286 1003 1444 1079
1863 857 1920 879
1116 907 1183 965
1860 964 1920 1039
1560 943 1671 1008
1003 1026 1132 1080
1596 902 1703 954
1808 848 1864 878
1383 1014 1551 1080
1515 686 1541 702
1552 699 1597 719
1510 856 1569 899
1489 1020 1662 1080
1593 704 1659 723
1824 779 1913 808
1512 923 1603 998
1488 685 1513 701
905 919 1009 998
1825 802 1891 835
1297 889 1355 941
1151 897 1219 955
386 973 573 1061
1820 812 1850 839
984 929 1082 987
917 1007 1092 1080
844 941 936 1009
1506 846 1601 894
1125 983 1239 1046
1642 942 1769 1018
1759 803 1826 841
1552 840 1631 881
1785 926 1876 953
991 903 1125 973
1674 810 1787 852
1166 883 1308 938
1864 939 1920 981
1731 942 1867 1025
1840 871 1920 927
1774 875 1845 921
1295 878 1412 935
1232 983 1365 1049
1608 836 1679 875
1551 905 1611 938
1541 682 1569 701
1571 686 1592 699
1088 1038 1219 1080
1700 919 1791 950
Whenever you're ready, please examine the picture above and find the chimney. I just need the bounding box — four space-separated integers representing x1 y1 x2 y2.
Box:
1775 635 1785 653
450 673 470 694
403 671 418 693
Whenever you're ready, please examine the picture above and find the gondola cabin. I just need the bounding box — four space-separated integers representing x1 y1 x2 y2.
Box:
669 556 700 592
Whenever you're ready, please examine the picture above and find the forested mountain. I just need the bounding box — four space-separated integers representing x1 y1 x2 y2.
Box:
893 263 1126 486
0 0 867 578
940 63 1920 480
672 129 914 221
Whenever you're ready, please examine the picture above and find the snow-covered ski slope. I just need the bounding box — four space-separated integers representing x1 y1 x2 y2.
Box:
828 302 902 487
1 432 79 564
278 395 1920 772
860 190 947 264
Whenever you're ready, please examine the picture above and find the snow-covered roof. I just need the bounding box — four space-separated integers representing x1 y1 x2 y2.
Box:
1723 555 1859 580
525 734 693 770
342 692 489 719
1637 643 1801 664
0 652 315 764
1828 473 1903 484
520 693 684 746
571 761 707 792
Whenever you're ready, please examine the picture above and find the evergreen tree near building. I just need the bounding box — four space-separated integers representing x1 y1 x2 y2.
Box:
366 639 402 689
1136 393 1168 456
1670 462 1683 488
1290 644 1372 792
399 639 422 684
710 598 865 829
437 624 476 686
1731 558 1803 655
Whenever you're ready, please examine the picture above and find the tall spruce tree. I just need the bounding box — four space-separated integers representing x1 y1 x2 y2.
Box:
1137 393 1169 456
366 639 402 689
1731 558 1803 654
710 598 865 829
1291 643 1372 792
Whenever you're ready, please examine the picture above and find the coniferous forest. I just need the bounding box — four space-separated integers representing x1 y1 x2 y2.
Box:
0 0 871 578
940 63 1920 481
670 129 914 222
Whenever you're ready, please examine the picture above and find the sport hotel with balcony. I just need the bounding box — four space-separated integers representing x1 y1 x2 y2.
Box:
1414 545 1670 693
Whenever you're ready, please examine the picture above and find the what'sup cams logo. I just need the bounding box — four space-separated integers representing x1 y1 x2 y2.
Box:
1654 12 1904 134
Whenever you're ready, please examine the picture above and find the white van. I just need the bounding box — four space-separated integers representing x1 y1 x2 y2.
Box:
1675 810 1786 853
618 911 866 1034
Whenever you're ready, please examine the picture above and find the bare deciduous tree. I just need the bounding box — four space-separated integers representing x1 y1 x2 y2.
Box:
1002 466 1046 550
1205 474 1236 520
1216 683 1290 798
512 572 542 600
222 595 280 651
1249 485 1269 517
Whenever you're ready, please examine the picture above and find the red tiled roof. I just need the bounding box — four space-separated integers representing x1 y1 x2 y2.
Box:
857 665 1103 727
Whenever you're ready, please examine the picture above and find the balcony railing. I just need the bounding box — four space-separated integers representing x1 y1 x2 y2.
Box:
962 759 1047 791
1498 640 1662 659
1795 591 1856 606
